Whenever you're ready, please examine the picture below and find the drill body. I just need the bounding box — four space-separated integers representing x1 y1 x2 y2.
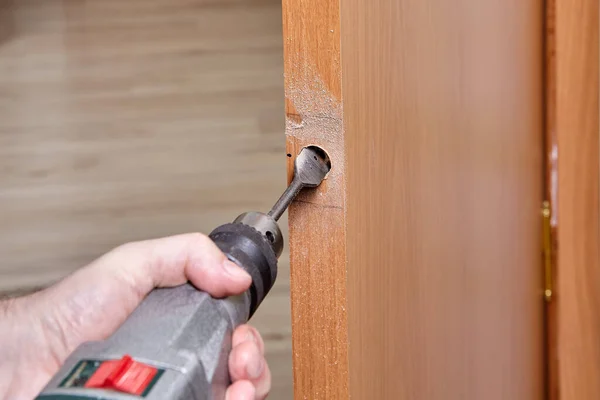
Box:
36 218 279 400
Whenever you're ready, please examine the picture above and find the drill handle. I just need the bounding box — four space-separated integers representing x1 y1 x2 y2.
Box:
36 283 251 400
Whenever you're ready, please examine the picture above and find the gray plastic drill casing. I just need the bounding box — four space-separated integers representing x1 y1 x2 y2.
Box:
36 219 280 400
37 285 250 400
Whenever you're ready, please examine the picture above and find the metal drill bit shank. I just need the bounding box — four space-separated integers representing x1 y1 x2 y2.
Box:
268 147 331 221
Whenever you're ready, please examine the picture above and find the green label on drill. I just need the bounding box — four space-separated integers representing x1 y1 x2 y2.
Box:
59 360 101 389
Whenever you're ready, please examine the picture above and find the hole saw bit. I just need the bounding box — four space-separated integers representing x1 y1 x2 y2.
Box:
36 146 331 400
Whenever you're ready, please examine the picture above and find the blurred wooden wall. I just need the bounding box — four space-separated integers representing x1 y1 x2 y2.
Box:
0 0 293 398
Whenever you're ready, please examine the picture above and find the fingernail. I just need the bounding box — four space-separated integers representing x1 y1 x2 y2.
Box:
246 354 264 380
245 330 257 344
222 260 251 281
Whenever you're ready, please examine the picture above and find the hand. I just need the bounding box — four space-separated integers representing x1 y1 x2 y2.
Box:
0 233 271 400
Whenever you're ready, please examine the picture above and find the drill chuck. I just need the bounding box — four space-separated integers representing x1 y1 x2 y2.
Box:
209 212 280 317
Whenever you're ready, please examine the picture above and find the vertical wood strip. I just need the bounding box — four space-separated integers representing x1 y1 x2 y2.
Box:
544 0 559 398
556 0 600 398
282 0 349 398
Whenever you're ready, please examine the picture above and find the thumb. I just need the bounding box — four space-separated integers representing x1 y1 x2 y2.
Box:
33 233 252 366
96 232 252 298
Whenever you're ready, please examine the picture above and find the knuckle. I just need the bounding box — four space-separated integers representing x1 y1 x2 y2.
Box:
185 233 225 265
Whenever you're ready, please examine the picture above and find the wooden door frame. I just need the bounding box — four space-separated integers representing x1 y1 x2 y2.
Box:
546 0 600 398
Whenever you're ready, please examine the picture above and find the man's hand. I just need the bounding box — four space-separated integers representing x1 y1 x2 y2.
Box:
0 233 271 400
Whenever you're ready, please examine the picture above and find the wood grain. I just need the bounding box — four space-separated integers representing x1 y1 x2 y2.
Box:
555 0 600 398
342 1 544 397
285 0 545 398
286 0 545 398
0 0 293 398
282 0 349 398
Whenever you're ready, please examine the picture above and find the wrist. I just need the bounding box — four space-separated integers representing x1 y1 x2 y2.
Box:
0 296 31 398
0 291 69 399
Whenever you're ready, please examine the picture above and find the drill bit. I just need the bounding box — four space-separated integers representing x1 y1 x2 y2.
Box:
268 146 331 221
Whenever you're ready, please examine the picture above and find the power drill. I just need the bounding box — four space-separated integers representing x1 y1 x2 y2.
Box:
35 146 331 400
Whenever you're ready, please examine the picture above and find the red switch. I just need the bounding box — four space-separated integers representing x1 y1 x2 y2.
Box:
85 355 158 396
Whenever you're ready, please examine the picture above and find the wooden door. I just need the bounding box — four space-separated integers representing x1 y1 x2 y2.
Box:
283 0 544 399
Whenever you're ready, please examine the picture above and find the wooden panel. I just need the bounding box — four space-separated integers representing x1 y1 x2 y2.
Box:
285 0 545 398
342 1 544 398
555 0 600 398
281 0 349 398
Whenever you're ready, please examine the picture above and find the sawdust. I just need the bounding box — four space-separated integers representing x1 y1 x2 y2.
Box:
284 70 345 194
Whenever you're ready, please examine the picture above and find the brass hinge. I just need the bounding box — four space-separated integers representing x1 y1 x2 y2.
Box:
542 201 553 302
